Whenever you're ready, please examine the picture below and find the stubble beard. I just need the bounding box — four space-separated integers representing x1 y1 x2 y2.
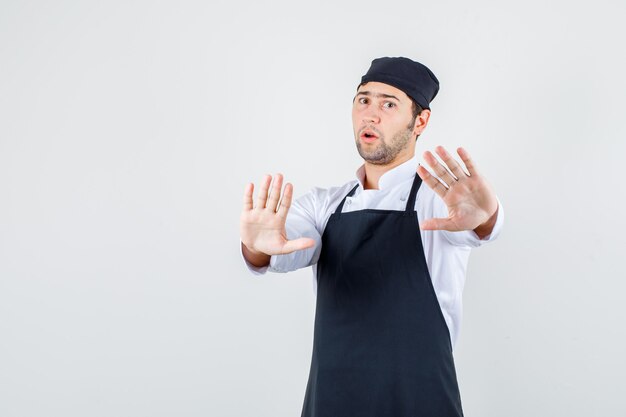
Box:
355 124 414 166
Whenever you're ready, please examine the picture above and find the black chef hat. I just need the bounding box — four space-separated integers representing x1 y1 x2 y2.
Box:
359 57 440 110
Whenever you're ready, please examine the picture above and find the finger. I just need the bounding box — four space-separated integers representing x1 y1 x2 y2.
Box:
457 147 480 177
434 145 469 180
242 183 254 211
281 237 316 254
254 174 272 209
420 217 458 231
423 150 457 187
417 165 448 199
266 173 283 212
277 182 293 219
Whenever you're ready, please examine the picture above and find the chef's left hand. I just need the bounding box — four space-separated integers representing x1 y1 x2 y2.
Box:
416 146 499 239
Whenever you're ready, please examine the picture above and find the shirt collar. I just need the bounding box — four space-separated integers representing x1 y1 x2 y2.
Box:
355 153 419 190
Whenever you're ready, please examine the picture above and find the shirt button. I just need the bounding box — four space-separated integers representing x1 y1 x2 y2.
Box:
346 199 352 205
400 195 407 201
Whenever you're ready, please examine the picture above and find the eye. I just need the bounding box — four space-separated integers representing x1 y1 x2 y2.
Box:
383 101 396 109
358 97 368 104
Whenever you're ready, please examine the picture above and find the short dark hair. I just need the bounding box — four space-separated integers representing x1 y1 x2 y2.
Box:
409 99 424 140
410 99 424 123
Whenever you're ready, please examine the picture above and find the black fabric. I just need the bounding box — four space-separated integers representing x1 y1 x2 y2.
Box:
359 57 440 110
301 174 464 417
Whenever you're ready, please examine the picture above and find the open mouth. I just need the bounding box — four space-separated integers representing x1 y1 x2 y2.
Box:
360 129 379 142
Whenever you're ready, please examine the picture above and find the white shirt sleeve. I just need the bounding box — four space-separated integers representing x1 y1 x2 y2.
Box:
240 188 323 275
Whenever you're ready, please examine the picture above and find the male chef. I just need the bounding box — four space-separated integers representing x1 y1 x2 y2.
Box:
239 56 503 416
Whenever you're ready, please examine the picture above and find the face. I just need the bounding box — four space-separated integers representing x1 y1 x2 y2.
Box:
352 82 428 165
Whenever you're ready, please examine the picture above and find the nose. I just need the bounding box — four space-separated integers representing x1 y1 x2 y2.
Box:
362 107 381 124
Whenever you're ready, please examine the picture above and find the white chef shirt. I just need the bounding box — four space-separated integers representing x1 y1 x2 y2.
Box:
240 153 504 349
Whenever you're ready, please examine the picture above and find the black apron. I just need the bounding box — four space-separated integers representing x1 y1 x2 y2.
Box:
301 174 464 417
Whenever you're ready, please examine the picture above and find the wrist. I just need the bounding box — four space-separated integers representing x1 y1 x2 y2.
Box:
473 204 499 240
241 242 271 267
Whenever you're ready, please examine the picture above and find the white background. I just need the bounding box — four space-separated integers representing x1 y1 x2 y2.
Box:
1 1 625 416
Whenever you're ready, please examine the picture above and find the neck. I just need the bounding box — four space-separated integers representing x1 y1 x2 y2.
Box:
363 152 414 190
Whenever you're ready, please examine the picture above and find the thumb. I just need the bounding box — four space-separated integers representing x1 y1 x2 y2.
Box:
420 217 456 231
281 237 316 254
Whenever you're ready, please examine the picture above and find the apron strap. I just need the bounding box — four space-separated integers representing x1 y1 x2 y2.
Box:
404 173 422 213
334 182 360 214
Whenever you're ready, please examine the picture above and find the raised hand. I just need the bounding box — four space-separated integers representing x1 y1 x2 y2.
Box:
240 173 315 259
416 146 499 236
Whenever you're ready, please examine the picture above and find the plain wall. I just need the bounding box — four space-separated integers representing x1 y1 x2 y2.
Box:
1 0 625 416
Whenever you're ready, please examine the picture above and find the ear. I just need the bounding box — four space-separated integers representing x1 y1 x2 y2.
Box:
412 109 431 136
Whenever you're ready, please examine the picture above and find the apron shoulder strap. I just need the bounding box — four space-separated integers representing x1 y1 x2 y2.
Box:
405 173 422 213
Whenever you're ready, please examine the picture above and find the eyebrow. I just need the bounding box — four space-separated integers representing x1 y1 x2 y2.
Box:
353 90 401 102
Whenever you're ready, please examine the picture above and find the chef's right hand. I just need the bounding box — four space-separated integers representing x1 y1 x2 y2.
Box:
240 173 315 265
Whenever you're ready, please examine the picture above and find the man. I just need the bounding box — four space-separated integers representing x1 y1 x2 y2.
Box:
240 57 503 416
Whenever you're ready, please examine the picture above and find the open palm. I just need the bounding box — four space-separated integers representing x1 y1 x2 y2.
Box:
240 173 315 256
416 146 498 233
